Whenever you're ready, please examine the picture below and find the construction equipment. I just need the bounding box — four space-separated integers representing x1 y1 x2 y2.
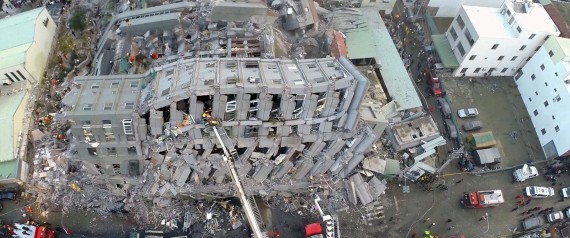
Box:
305 195 339 238
461 190 504 208
212 126 266 238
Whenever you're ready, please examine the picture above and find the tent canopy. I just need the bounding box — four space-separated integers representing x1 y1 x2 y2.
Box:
466 131 496 150
473 147 501 166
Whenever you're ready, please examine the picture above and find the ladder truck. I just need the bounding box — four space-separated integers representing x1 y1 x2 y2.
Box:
212 126 267 238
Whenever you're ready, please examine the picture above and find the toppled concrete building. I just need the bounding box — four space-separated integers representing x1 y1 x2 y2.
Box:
62 57 381 198
94 2 274 76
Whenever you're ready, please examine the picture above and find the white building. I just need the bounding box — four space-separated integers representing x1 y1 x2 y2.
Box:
428 0 502 18
0 7 56 185
516 36 570 159
445 0 559 77
0 7 57 84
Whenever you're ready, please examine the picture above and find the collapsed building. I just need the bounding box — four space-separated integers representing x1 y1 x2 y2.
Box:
61 57 385 200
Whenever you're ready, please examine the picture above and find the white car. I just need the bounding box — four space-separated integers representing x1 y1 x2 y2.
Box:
457 108 479 118
513 164 539 182
547 211 565 223
561 187 570 198
525 186 555 198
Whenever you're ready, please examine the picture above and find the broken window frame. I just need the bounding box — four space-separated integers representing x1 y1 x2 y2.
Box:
226 100 237 112
130 82 139 88
122 119 134 134
110 82 120 88
293 94 305 119
91 82 100 89
124 102 135 109
83 104 93 111
315 92 327 116
87 148 97 156
112 164 121 174
249 99 260 112
103 103 113 110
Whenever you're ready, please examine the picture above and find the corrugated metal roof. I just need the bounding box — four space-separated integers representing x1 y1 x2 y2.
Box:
0 160 19 180
330 8 422 111
0 89 27 162
0 7 43 52
431 34 460 68
0 43 31 69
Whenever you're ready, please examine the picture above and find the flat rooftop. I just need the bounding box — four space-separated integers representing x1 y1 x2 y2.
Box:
391 116 439 144
0 83 28 163
463 5 516 38
507 1 559 34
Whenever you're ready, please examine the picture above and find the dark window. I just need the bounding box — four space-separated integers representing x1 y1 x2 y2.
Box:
460 68 468 73
529 34 536 39
531 74 536 80
555 126 560 132
469 55 476 60
511 56 518 61
10 72 20 81
529 97 532 102
526 57 531 62
545 82 548 86
457 43 465 56
492 44 499 50
544 100 549 107
536 46 541 51
465 29 474 45
541 128 546 135
4 73 14 82
555 95 561 102
16 70 26 80
540 64 545 70
533 110 538 116
555 72 559 77
520 45 527 51
552 115 556 120
102 120 112 124
83 121 91 125
554 88 558 92
535 91 538 96
457 15 465 29
516 26 522 33
549 50 554 57
43 18 49 27
450 27 458 41
474 68 481 73
501 68 508 73
498 56 504 61
88 148 97 156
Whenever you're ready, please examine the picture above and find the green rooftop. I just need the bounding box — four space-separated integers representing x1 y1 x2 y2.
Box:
0 89 27 163
431 34 460 69
0 7 43 52
0 160 20 180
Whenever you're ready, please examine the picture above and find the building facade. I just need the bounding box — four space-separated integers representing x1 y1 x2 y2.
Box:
445 0 559 77
63 57 381 197
0 7 56 185
516 36 570 159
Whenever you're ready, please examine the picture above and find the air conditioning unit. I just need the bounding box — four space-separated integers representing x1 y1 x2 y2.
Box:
565 79 570 84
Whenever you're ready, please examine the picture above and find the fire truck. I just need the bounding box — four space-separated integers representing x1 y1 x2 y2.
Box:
424 69 442 97
461 190 504 208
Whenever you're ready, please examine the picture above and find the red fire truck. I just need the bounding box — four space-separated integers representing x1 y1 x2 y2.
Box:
461 190 505 208
424 69 442 97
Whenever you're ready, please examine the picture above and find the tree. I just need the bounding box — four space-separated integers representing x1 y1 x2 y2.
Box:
58 35 74 54
68 10 86 32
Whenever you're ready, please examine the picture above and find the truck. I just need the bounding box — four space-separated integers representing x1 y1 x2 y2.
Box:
461 190 505 208
513 164 539 182
424 69 442 97
305 223 324 238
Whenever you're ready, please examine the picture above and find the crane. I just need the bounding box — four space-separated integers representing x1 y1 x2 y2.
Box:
212 126 267 238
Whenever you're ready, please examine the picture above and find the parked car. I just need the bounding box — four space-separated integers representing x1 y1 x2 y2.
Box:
444 119 458 139
0 191 15 200
525 186 555 198
463 120 483 132
457 108 479 118
561 187 570 198
513 164 539 182
522 216 546 230
437 99 452 119
547 211 565 222
564 207 570 218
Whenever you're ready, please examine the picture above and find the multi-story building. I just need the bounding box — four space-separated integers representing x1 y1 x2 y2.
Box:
515 36 570 159
0 7 57 84
0 7 56 185
62 57 385 196
445 0 559 77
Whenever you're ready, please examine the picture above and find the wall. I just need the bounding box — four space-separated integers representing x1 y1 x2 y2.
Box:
11 90 29 160
25 9 57 82
516 44 570 158
429 0 502 17
0 64 31 83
